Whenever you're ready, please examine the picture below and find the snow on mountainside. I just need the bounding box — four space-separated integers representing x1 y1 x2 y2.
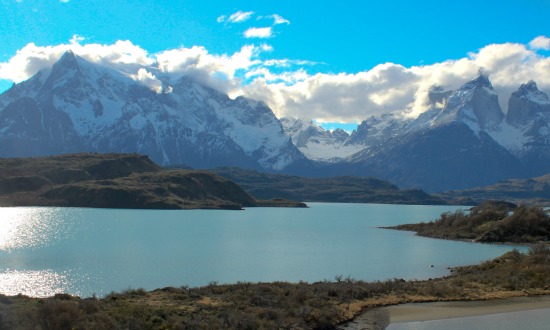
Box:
3 53 550 192
346 114 410 146
280 118 364 162
0 51 304 170
281 74 550 192
486 81 550 157
332 74 550 192
420 74 504 133
280 114 408 162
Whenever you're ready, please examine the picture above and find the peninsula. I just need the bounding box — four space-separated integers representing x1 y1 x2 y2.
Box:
383 200 550 243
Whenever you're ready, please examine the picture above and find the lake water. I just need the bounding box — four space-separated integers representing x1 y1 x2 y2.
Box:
0 203 526 298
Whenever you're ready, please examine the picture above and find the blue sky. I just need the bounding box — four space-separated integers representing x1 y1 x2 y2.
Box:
1 0 550 130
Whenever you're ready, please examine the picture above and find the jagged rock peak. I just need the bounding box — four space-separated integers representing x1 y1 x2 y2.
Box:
462 72 493 90
513 80 549 103
432 73 503 131
520 80 539 92
45 50 84 86
56 50 79 67
507 80 550 127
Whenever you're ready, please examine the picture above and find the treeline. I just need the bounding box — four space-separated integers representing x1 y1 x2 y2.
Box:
387 201 550 243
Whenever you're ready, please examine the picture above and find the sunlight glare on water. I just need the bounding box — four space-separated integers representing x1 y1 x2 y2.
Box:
0 207 75 251
0 269 71 297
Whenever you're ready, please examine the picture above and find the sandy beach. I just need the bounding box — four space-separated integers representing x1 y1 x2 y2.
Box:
339 295 550 330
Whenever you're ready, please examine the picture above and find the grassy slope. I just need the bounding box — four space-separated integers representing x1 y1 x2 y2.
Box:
0 246 548 329
212 167 447 205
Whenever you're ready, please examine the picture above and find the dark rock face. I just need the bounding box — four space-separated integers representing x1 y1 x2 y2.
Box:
429 74 504 131
466 75 504 130
505 81 550 177
507 81 550 127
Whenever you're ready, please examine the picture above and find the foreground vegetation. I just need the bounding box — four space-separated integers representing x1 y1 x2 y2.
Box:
385 201 550 243
1 245 549 329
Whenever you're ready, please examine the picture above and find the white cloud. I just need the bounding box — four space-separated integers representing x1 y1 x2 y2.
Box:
0 43 71 83
236 39 550 122
2 36 550 125
60 0 70 3
155 44 265 91
244 27 272 39
131 68 163 93
269 14 290 25
529 36 550 50
218 10 254 24
0 39 155 84
263 59 320 68
70 34 85 44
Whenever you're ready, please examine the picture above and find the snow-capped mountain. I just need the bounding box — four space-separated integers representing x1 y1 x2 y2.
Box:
346 114 410 146
499 80 550 175
0 51 304 170
280 114 409 162
330 74 549 192
280 118 363 162
506 80 550 127
425 74 504 132
3 53 550 193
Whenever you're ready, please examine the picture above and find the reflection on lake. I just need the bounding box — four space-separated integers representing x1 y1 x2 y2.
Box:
0 203 526 297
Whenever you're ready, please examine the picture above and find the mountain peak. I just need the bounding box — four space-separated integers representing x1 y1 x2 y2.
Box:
514 80 548 100
464 72 493 90
512 80 549 104
429 73 503 131
520 80 538 92
46 50 82 83
507 80 550 127
57 50 79 67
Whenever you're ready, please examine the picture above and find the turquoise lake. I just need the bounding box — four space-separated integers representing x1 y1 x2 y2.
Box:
0 203 526 298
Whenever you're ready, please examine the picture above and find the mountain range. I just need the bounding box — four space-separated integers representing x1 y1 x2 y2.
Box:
0 51 305 171
284 75 550 191
1 51 550 192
